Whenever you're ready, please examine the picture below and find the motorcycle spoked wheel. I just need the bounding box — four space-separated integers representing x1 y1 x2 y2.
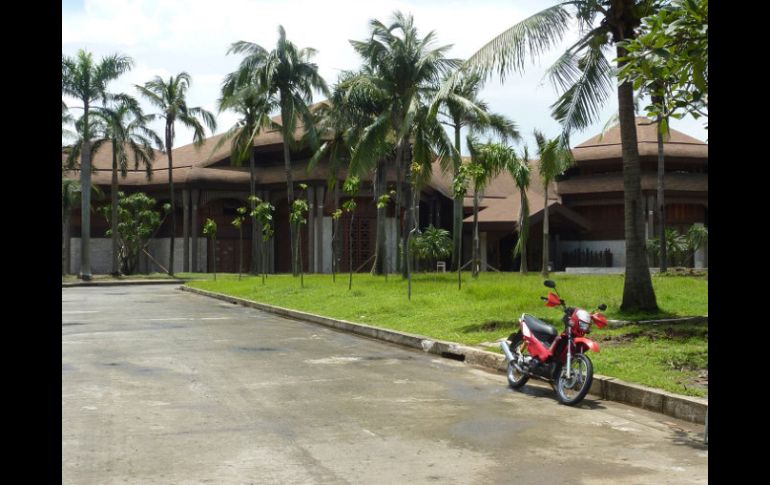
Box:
506 332 530 389
554 353 593 405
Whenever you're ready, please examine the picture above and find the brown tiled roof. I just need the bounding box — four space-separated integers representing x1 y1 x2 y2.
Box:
556 172 708 195
62 141 165 172
572 117 707 162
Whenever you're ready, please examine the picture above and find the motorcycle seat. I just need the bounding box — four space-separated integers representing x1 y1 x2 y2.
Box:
522 314 558 337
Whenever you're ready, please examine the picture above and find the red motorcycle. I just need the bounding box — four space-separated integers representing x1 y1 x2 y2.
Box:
500 279 608 405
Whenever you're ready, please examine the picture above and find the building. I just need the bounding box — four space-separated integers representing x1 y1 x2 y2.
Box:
62 116 707 274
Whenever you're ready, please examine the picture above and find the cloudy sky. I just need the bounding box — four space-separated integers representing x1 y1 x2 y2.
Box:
62 0 708 154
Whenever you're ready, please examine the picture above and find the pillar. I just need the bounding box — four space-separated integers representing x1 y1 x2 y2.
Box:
182 188 190 272
191 188 199 272
316 185 325 273
308 185 315 272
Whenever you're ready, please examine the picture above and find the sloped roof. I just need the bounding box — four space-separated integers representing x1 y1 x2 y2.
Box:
572 117 707 162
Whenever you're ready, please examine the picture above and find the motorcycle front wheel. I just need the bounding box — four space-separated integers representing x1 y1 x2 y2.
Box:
506 332 530 389
555 353 593 405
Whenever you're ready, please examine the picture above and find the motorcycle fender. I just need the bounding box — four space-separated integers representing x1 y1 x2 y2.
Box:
574 337 600 353
521 322 551 360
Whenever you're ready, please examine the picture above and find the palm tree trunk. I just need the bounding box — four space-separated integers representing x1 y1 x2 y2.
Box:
655 105 667 273
395 143 403 276
249 150 259 274
333 181 340 281
374 159 387 274
617 45 658 312
62 204 68 276
166 125 176 276
111 147 120 275
407 185 418 299
452 124 463 271
472 189 480 278
542 183 549 277
283 134 297 276
80 100 92 280
348 211 354 290
519 192 528 273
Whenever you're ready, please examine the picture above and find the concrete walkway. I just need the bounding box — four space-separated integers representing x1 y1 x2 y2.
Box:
63 285 707 484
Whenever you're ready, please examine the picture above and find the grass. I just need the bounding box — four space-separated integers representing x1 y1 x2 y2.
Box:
185 271 707 397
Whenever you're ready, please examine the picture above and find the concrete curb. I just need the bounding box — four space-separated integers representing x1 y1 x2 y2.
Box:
180 285 708 425
63 279 186 288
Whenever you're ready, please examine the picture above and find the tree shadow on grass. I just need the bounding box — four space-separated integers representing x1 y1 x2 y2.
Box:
460 320 519 334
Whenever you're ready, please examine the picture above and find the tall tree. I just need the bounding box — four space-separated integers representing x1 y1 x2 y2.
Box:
430 71 519 271
509 146 532 273
349 11 461 277
90 96 161 275
458 0 660 311
62 49 133 280
136 73 217 276
213 81 278 274
224 26 329 276
464 137 509 277
534 130 573 277
307 73 379 277
618 0 708 272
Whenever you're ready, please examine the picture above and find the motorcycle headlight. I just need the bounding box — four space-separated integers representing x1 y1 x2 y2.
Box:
576 309 591 333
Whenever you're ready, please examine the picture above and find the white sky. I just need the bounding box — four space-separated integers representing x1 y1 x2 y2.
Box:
62 0 708 155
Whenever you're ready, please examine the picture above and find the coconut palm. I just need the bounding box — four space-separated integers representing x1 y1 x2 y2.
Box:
458 0 660 311
430 71 520 271
62 179 103 276
534 130 573 277
90 96 161 275
465 137 509 278
509 145 532 273
213 81 279 274
136 72 217 276
349 11 461 277
307 72 381 277
62 49 133 280
223 26 329 276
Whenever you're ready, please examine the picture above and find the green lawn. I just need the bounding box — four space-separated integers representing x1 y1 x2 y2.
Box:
185 271 708 397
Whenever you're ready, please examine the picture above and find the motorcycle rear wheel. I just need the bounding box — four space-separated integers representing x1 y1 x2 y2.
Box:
506 332 530 389
555 353 593 405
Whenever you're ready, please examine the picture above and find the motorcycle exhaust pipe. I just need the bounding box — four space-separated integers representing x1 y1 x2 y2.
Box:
500 339 515 362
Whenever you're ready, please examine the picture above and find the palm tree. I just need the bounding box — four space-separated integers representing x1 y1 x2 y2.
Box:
509 146 532 273
307 73 377 277
90 96 161 275
213 81 279 274
349 11 461 277
465 137 509 277
534 130 573 277
62 179 80 276
224 27 329 276
430 71 520 271
62 49 133 280
62 179 103 276
136 73 217 276
458 0 660 311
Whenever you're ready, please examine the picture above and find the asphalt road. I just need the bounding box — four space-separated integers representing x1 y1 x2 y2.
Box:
62 285 707 484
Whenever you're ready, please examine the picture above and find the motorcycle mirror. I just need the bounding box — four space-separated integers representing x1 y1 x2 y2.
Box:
544 280 556 289
598 304 607 311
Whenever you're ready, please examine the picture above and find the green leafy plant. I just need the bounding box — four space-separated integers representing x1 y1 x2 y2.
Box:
250 196 275 285
411 225 453 272
232 206 247 280
342 176 360 290
203 218 218 280
100 192 169 275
